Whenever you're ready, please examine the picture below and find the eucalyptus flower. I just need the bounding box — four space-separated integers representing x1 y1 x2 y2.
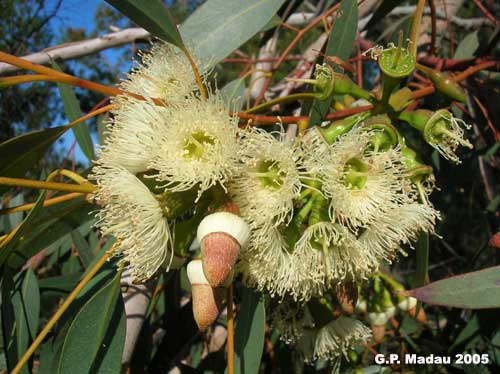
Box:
360 203 439 262
230 127 305 227
92 166 174 282
97 96 169 173
149 95 239 195
294 222 375 295
120 41 198 101
315 128 411 231
239 225 306 300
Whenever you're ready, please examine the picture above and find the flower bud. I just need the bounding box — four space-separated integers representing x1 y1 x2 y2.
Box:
197 212 250 287
367 312 388 343
417 64 466 103
187 259 233 331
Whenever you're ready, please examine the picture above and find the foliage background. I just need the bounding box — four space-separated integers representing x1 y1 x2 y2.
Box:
0 0 499 373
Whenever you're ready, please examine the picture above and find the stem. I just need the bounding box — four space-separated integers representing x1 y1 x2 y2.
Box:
409 0 426 58
12 251 112 374
380 75 401 107
0 192 83 216
245 93 317 114
0 177 96 194
181 46 208 100
0 74 125 99
227 284 235 374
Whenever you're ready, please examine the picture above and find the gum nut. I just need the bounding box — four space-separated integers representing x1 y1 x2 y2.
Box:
201 232 240 288
336 282 358 314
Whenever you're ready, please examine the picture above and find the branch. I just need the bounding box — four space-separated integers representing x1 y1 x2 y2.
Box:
0 27 151 75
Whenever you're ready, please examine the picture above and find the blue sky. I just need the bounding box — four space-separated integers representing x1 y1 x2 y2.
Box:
45 0 130 165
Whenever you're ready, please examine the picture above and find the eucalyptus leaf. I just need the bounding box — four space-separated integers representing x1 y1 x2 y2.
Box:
0 191 46 266
406 265 500 309
234 287 265 374
0 127 69 192
309 0 358 126
71 230 94 268
220 78 246 110
58 271 126 374
105 0 184 48
12 268 40 374
0 271 17 373
52 63 95 162
181 0 286 70
454 31 479 60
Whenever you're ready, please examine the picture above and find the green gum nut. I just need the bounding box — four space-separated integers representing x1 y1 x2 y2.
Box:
314 64 335 100
378 46 416 79
332 73 373 101
418 65 466 103
319 112 372 143
362 115 398 152
423 109 456 146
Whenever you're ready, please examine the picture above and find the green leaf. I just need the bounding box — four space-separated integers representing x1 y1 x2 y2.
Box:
0 191 46 266
1 271 17 372
7 198 93 269
70 230 93 268
58 271 126 374
413 231 429 288
406 265 500 309
52 63 95 162
234 287 265 374
220 78 246 110
454 31 479 60
181 0 286 70
12 269 40 374
309 0 358 126
0 127 69 192
105 0 184 48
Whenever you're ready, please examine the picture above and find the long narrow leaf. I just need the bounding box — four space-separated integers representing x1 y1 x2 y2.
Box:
181 0 286 70
309 0 358 126
105 0 184 48
52 62 95 162
405 265 500 309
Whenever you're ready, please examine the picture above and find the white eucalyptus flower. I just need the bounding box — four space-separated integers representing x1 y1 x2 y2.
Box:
317 128 411 231
230 127 305 227
93 166 174 282
294 222 375 295
120 41 198 101
149 95 239 195
97 96 169 173
360 202 439 262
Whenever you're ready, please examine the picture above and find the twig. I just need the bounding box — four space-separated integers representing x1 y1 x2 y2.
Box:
227 284 235 374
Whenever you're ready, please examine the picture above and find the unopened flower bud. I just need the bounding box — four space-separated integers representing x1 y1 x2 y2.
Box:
417 64 466 103
367 312 388 343
197 212 250 287
187 259 233 331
